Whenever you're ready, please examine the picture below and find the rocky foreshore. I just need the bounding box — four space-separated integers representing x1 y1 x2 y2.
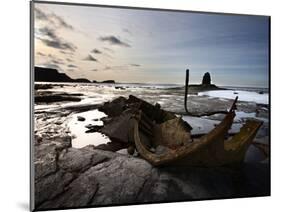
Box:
35 143 269 210
33 93 269 210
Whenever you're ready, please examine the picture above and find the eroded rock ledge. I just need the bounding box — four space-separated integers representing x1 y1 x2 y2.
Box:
34 134 269 210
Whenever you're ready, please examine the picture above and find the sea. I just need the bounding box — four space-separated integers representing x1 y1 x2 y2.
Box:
35 82 269 111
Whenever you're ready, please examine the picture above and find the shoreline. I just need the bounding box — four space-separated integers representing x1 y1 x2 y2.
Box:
35 81 269 90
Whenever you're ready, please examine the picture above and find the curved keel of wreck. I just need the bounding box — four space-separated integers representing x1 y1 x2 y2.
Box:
131 97 263 167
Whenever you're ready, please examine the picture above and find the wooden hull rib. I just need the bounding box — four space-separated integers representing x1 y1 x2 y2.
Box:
132 97 263 167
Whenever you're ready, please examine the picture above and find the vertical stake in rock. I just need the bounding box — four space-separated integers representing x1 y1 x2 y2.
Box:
184 69 189 114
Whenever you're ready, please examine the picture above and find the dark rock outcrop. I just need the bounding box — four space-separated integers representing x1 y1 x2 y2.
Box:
35 67 74 82
101 80 115 83
115 86 126 90
35 67 91 83
35 146 270 210
202 72 211 85
187 84 223 94
35 66 114 84
73 78 91 83
35 91 82 103
77 116 86 121
183 72 225 95
98 96 127 117
34 84 54 90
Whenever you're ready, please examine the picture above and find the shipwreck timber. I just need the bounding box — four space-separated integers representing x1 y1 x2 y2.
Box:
129 96 263 166
96 94 263 167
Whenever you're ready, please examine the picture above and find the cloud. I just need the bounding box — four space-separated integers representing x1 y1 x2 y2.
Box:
103 47 114 53
36 52 46 56
34 8 48 20
103 66 111 70
51 13 73 30
37 27 77 51
103 65 129 71
101 64 140 71
68 64 77 68
38 27 57 39
98 36 131 47
123 28 132 35
67 69 76 72
130 63 141 67
35 7 73 30
40 57 67 72
91 48 102 54
51 59 65 65
40 38 76 51
66 58 74 62
101 47 114 59
84 54 98 62
60 50 74 56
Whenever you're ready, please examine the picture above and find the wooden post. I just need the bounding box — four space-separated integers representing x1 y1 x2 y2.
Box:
184 69 189 114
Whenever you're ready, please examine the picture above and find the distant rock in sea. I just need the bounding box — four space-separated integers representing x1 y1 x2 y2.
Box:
101 80 115 83
202 72 211 85
73 78 91 83
185 72 225 94
77 116 86 121
92 80 115 83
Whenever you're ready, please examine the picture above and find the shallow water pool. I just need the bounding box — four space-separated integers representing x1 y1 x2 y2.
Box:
67 109 111 148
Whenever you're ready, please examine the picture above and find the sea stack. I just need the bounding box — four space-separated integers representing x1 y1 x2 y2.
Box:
202 72 211 85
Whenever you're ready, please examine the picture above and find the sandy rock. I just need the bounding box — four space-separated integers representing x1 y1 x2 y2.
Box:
35 147 269 210
35 92 82 103
88 156 153 205
35 170 74 206
34 143 58 179
39 172 98 209
58 148 109 172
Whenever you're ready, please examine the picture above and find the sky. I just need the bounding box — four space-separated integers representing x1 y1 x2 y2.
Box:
34 2 269 87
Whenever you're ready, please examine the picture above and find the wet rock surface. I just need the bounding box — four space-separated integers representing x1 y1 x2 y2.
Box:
77 116 85 121
35 91 83 103
35 142 269 210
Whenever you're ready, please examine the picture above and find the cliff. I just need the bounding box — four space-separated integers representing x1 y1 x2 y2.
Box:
35 67 74 82
35 66 110 83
